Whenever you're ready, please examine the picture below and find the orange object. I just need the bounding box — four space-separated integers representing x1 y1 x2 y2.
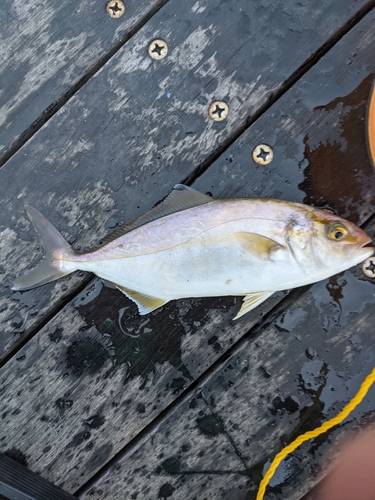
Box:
367 79 375 169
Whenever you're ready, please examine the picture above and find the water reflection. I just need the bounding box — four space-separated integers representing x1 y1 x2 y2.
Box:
299 74 375 221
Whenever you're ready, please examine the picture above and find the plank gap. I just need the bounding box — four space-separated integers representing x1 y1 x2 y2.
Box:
181 0 375 187
72 285 310 498
0 274 95 369
0 0 170 170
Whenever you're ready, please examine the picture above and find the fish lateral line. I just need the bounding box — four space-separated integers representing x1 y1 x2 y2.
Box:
91 224 286 262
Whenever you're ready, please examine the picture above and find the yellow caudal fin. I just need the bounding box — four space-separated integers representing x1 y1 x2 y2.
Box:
12 206 77 291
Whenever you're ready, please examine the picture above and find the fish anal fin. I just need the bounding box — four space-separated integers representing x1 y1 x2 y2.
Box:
109 281 166 315
96 185 213 248
233 291 274 320
235 232 284 260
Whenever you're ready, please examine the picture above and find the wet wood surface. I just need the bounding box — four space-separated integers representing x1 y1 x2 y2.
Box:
0 0 370 360
78 9 375 499
1 1 375 499
0 0 162 160
80 242 375 500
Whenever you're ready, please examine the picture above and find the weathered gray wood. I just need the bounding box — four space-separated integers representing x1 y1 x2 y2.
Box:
0 0 163 159
0 4 374 497
0 0 371 360
0 275 288 493
71 10 375 499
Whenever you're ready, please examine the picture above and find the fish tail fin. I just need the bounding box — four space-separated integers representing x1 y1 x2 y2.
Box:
12 205 78 291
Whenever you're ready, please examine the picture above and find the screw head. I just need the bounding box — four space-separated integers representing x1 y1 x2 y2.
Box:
363 257 375 278
208 101 229 121
252 144 273 165
106 0 125 19
148 39 168 60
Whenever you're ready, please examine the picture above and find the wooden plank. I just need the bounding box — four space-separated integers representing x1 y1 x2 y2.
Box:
0 281 289 493
73 10 375 499
0 0 163 159
0 0 371 359
0 0 374 495
80 245 375 500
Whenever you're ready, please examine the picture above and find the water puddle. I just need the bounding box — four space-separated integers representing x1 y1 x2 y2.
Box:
310 269 375 332
299 74 375 222
70 281 193 388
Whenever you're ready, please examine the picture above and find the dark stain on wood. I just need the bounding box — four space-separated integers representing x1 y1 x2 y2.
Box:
299 73 375 221
65 336 111 377
75 283 194 385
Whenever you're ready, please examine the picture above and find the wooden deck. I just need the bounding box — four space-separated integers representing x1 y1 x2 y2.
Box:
1 1 375 498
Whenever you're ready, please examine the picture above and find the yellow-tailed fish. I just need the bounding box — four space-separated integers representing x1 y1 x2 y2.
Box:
12 185 374 319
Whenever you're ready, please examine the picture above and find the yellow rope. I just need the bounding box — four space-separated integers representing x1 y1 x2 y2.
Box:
256 366 375 500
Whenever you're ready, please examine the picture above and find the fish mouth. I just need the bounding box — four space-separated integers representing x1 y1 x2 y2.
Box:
361 234 373 247
357 240 374 260
361 234 374 252
344 235 374 262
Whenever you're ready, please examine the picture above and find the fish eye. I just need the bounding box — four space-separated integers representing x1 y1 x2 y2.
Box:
326 223 349 241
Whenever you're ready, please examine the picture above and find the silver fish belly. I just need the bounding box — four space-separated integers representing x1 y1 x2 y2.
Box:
12 184 374 319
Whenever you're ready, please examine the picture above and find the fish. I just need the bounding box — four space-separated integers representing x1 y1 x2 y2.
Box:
12 184 374 319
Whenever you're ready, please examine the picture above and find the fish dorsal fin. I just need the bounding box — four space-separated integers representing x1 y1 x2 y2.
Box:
98 184 213 247
233 291 274 320
234 232 284 260
109 281 167 315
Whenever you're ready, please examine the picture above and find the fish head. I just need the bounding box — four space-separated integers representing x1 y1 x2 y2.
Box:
306 208 374 272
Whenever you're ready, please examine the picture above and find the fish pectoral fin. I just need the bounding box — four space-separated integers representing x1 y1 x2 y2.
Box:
233 291 274 320
234 232 284 260
109 281 167 315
